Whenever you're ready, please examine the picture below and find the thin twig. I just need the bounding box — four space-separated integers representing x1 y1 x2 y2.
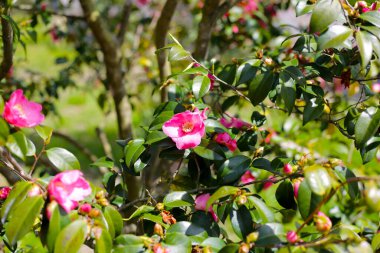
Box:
29 142 46 176
116 0 132 45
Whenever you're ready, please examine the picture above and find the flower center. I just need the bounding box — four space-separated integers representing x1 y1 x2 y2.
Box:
13 104 26 118
182 122 194 133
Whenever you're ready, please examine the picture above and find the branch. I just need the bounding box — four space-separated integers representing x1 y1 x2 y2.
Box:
193 0 242 60
116 0 132 45
0 6 13 82
96 127 113 159
12 4 85 20
154 0 178 102
0 147 32 181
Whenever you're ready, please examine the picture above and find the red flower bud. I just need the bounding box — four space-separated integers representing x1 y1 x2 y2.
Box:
286 231 298 243
314 211 332 233
0 187 11 200
79 203 92 214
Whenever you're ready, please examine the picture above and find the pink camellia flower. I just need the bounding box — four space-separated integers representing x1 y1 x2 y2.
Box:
232 25 239 34
372 83 380 93
136 0 149 7
214 132 237 152
162 108 208 150
207 73 216 90
195 193 218 222
314 211 332 233
263 175 275 190
240 170 256 184
28 184 42 197
286 231 298 244
48 170 92 213
220 117 251 129
0 187 11 200
283 164 293 175
293 178 303 199
3 89 45 128
79 203 92 214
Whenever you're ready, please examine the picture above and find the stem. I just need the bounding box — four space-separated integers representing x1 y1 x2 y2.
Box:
29 142 46 176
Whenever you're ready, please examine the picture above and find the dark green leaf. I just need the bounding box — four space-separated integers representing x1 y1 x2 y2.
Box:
206 186 240 210
309 0 340 33
356 30 373 67
230 205 254 239
145 131 168 145
6 131 36 160
298 180 323 220
280 72 296 113
318 25 353 50
218 64 237 85
193 139 225 161
236 60 260 86
201 237 226 252
46 147 80 171
163 232 192 253
163 191 194 208
126 205 155 220
104 206 124 237
360 11 380 27
303 97 324 125
247 196 275 223
255 223 283 246
217 155 251 184
355 107 380 148
275 180 297 209
248 71 275 106
0 182 32 223
193 75 211 99
124 139 145 168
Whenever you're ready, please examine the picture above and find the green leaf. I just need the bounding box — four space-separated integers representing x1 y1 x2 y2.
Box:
166 222 208 242
193 139 225 161
35 125 53 144
54 220 88 253
104 206 124 237
201 238 226 252
149 111 174 131
309 0 340 33
318 25 353 50
355 107 380 148
0 118 10 144
360 11 380 27
334 166 359 200
5 196 44 246
247 196 275 223
356 30 373 68
1 182 32 223
275 180 297 209
91 157 114 169
124 139 145 168
6 131 36 160
163 232 192 253
372 233 380 251
298 179 323 220
303 97 324 125
126 205 155 220
280 72 296 113
114 234 143 245
141 213 169 229
304 164 332 195
218 64 237 85
219 244 240 253
206 186 240 210
46 147 80 171
217 155 251 184
145 131 168 145
193 75 211 99
236 60 260 86
18 232 48 253
163 191 194 208
255 223 283 246
169 45 190 61
230 205 254 239
47 204 71 252
95 229 112 253
248 71 275 106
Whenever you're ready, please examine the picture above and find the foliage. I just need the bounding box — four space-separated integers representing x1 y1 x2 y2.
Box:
0 0 379 252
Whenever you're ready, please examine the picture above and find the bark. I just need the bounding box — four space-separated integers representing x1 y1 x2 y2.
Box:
154 0 179 102
0 4 13 81
79 0 140 203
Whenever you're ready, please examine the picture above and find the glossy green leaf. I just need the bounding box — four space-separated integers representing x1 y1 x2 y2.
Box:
193 139 225 161
124 139 145 168
217 155 251 184
247 196 275 223
206 186 240 210
303 97 324 125
248 71 275 106
141 213 169 229
6 131 36 160
356 30 373 67
218 64 237 85
230 205 254 239
104 206 124 237
54 220 88 253
193 75 211 99
169 44 190 61
304 164 332 195
298 179 323 220
149 111 174 131
219 244 240 253
5 196 44 246
334 166 359 200
360 11 380 27
145 131 168 145
126 205 155 220
236 60 260 86
255 223 283 246
1 182 32 223
355 107 380 148
47 203 70 252
280 72 296 113
201 237 226 252
163 191 194 208
46 147 80 171
35 125 53 144
318 25 353 50
372 233 380 251
275 180 296 209
0 118 10 144
167 221 208 241
91 157 114 169
309 0 340 33
95 229 112 253
163 232 192 253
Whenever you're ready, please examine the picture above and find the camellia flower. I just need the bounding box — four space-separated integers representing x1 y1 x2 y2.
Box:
195 193 218 222
48 170 92 213
220 117 251 129
283 164 293 175
79 203 92 214
293 178 303 199
263 175 275 190
0 187 11 200
214 132 237 152
162 108 207 150
314 211 332 233
207 73 216 90
240 170 256 184
372 83 380 93
3 89 45 128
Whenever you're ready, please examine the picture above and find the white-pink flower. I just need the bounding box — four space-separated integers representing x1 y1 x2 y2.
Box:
195 193 218 222
162 108 208 150
48 170 91 213
3 89 45 128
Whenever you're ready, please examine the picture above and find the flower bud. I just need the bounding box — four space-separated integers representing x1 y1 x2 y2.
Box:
246 232 259 243
0 187 11 200
95 191 105 200
28 184 42 197
203 246 212 253
89 208 101 218
264 58 274 66
153 223 164 237
79 203 92 214
283 164 294 175
236 195 247 205
286 231 298 244
155 202 165 211
238 243 250 253
293 178 303 199
46 201 58 220
97 198 109 207
314 211 332 233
